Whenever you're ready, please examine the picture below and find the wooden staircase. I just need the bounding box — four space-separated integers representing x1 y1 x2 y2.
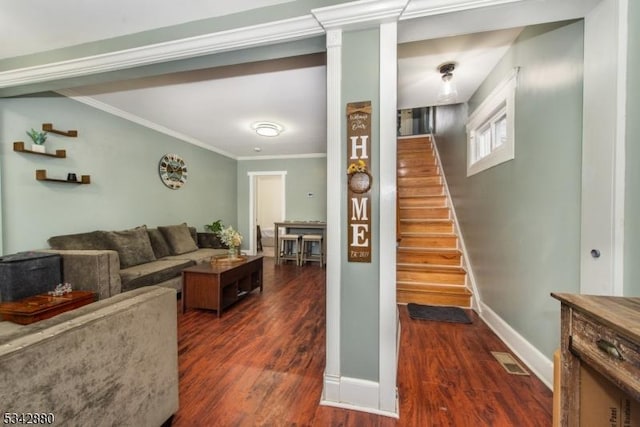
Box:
396 135 472 308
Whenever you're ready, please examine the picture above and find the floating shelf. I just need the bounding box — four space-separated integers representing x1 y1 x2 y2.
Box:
42 123 78 137
13 141 66 158
36 170 90 184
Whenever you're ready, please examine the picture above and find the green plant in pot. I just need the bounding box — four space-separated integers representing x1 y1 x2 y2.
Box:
204 219 224 234
26 128 48 153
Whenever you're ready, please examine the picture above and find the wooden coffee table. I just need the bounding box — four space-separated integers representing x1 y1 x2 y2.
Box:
181 255 263 317
0 291 97 325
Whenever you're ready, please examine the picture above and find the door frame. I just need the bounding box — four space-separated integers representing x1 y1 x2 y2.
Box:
247 171 287 256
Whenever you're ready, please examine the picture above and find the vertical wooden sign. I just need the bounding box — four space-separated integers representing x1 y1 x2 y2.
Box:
347 101 372 263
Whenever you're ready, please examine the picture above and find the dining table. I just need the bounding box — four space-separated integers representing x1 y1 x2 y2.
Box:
274 220 326 266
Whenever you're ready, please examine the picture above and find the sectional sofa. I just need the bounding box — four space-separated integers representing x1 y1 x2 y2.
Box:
0 285 179 426
45 223 227 300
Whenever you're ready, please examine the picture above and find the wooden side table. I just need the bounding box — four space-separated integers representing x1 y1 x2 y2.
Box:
0 291 97 325
551 293 640 426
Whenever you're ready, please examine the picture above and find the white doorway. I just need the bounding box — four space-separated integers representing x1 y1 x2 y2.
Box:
248 171 286 256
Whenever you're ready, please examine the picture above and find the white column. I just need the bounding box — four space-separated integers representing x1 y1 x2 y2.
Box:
322 28 343 403
378 20 399 416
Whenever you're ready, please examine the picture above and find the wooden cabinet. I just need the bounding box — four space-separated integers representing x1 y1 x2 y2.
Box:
552 293 640 426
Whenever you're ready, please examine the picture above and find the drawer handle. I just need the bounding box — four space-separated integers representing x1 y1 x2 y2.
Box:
596 339 623 360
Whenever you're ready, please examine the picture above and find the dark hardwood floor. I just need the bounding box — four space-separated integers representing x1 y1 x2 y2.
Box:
172 256 552 426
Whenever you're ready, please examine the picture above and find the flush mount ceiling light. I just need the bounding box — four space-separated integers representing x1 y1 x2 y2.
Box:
252 121 283 137
437 62 458 104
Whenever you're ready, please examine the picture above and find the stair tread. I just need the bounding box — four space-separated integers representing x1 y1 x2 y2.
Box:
397 264 466 273
397 247 461 254
397 281 472 293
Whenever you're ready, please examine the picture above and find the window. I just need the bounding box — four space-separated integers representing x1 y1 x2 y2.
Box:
466 68 519 176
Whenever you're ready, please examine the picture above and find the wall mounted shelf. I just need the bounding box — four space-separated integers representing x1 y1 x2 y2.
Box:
42 123 78 137
36 170 90 184
13 141 66 158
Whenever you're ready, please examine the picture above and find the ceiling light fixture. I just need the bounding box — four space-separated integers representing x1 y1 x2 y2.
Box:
252 121 283 137
437 63 458 104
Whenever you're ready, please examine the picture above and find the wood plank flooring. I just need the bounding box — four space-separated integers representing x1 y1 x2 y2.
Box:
172 257 552 426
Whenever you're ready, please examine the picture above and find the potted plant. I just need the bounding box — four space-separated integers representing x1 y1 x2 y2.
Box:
26 128 47 153
204 219 224 234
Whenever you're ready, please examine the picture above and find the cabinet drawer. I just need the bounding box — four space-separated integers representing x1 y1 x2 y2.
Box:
571 310 640 401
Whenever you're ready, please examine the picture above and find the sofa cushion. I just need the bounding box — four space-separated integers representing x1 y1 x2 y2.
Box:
159 224 198 255
120 259 194 292
164 248 228 264
105 226 156 269
147 228 172 259
48 231 110 250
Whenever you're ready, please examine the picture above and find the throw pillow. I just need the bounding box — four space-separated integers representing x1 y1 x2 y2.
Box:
158 223 198 255
104 225 157 269
48 230 110 250
147 228 172 259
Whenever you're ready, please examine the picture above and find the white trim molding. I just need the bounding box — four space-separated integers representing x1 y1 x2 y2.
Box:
0 15 323 89
466 67 519 176
400 0 525 20
312 0 408 31
479 301 553 389
247 171 287 256
320 376 399 418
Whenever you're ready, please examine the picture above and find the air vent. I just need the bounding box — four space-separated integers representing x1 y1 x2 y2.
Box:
491 351 529 376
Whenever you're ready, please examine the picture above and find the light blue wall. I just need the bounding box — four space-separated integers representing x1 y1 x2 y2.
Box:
236 157 327 249
0 94 237 253
624 0 640 296
435 20 584 358
340 28 380 381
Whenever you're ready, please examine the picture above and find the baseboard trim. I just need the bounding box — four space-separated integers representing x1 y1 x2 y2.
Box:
479 301 553 389
320 375 399 419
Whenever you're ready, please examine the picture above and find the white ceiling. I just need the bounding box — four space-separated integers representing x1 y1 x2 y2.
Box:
1 1 591 159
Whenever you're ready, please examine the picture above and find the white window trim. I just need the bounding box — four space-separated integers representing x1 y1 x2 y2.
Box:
466 67 519 176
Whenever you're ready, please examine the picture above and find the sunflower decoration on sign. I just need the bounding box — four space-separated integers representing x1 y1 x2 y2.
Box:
347 159 372 194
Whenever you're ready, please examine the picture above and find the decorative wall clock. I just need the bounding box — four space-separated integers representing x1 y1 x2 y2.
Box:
158 153 188 189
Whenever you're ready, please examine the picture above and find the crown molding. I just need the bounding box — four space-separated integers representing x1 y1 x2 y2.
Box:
57 89 238 160
0 15 323 89
400 0 525 20
312 0 408 30
238 153 327 161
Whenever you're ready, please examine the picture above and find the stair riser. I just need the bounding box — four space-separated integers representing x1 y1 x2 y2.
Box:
400 222 453 233
398 177 441 187
397 270 466 285
398 186 443 197
397 166 440 177
398 158 437 168
398 140 433 151
397 252 461 265
397 290 471 307
399 236 457 248
400 208 450 219
398 196 447 208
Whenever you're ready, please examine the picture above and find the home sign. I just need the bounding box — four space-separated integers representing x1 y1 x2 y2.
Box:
346 101 372 263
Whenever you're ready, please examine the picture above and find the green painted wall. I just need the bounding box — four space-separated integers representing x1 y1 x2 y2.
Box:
435 21 584 358
236 156 327 249
625 2 640 296
0 94 237 253
340 29 380 381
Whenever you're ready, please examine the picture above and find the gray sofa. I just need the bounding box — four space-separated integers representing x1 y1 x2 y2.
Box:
46 223 227 300
0 286 179 426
